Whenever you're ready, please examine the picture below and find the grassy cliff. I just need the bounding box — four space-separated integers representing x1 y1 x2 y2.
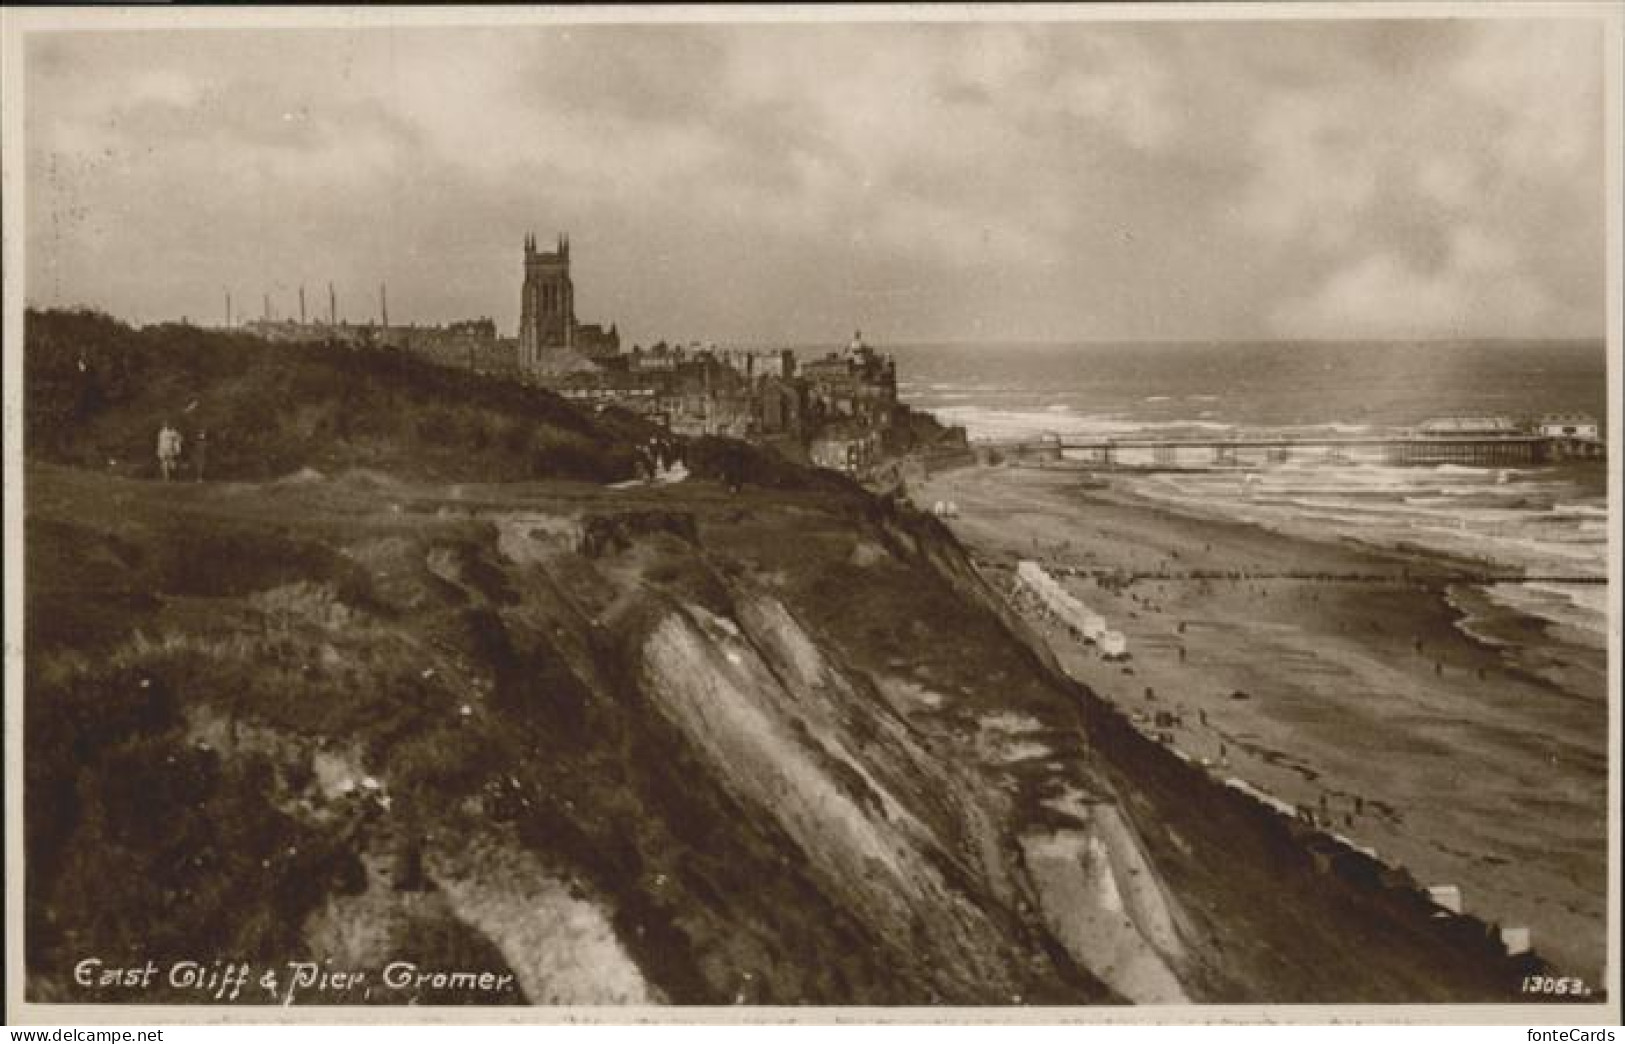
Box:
25 308 649 484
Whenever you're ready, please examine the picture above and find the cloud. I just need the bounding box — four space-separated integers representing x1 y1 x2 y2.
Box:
127 68 202 108
22 18 1608 343
1238 19 1604 340
1238 92 1381 252
1270 226 1555 339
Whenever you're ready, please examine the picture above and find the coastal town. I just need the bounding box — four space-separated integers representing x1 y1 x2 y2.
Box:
227 232 1604 486
235 233 967 480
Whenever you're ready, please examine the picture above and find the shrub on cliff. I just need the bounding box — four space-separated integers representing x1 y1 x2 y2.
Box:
25 656 364 992
24 308 638 484
685 435 857 495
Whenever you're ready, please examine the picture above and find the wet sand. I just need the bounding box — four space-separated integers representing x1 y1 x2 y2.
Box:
912 464 1609 985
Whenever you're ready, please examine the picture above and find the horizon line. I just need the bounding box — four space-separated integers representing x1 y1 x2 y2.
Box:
21 303 1607 350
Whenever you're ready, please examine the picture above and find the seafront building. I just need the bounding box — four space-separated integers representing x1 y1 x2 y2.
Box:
1416 416 1522 436
1536 412 1600 439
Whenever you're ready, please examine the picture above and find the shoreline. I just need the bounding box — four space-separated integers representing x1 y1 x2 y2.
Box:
910 463 1609 985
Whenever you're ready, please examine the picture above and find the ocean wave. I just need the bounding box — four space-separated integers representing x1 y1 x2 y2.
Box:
1523 580 1610 616
1227 422 1385 438
933 406 1130 439
1117 471 1606 578
1403 486 1534 500
1478 581 1608 646
1402 525 1605 567
936 406 1239 440
1451 529 1607 562
1137 420 1237 432
925 381 1023 394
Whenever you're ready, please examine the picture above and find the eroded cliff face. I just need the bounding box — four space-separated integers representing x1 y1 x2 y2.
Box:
635 592 1187 1004
26 463 1530 1006
486 488 1186 1003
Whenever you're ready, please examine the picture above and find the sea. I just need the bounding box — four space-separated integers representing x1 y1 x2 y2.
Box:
890 339 1612 684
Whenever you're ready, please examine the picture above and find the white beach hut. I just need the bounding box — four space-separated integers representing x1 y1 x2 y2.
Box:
1016 560 1116 644
1425 884 1463 915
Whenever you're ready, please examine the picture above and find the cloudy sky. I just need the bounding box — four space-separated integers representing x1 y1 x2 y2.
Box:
23 15 1609 345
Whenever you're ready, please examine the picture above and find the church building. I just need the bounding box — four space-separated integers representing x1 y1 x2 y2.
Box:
518 232 620 377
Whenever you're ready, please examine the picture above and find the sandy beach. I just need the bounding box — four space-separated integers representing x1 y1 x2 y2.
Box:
912 463 1609 985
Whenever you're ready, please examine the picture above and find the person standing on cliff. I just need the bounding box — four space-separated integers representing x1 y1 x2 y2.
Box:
193 428 208 482
156 422 183 481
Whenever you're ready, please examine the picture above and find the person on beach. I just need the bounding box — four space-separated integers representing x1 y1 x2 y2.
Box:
156 422 183 481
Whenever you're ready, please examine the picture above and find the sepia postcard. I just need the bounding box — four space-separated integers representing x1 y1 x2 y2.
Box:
2 2 1620 1026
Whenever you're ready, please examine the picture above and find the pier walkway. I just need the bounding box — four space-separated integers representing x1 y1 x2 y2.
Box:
972 432 1605 468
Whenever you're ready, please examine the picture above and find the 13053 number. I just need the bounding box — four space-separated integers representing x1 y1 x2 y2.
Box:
1522 975 1590 997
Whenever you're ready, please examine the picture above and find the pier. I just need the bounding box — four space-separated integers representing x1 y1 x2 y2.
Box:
972 432 1605 469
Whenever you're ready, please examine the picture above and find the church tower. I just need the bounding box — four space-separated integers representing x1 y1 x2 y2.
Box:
518 233 574 372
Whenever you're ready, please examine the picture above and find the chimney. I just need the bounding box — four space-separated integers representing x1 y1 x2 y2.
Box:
225 290 232 329
380 283 388 329
329 282 336 326
263 292 270 322
299 285 306 325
